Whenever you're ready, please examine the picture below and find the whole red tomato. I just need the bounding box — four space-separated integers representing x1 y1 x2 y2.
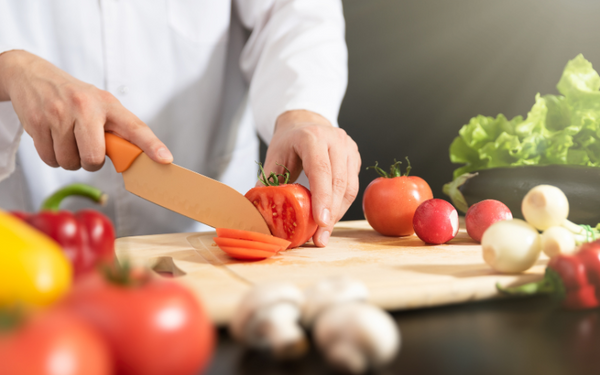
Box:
0 307 112 375
245 164 317 248
62 268 214 375
362 159 433 236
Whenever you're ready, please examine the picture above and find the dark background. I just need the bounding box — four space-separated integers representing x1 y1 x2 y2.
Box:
334 0 600 220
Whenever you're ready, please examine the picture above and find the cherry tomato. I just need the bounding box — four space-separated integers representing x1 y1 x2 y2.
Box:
245 165 317 248
62 269 214 375
362 159 433 236
0 307 112 375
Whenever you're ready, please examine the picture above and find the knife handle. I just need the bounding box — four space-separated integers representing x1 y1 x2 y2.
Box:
104 133 143 173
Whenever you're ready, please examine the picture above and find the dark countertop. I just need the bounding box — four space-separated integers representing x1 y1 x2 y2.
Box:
205 296 600 375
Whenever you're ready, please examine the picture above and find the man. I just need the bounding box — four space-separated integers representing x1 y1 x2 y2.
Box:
0 0 360 247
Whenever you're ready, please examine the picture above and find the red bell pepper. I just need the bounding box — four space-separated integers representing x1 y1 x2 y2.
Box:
575 241 600 290
497 254 599 310
11 183 115 278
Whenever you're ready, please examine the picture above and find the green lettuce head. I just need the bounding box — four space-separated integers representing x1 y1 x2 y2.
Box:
449 54 600 180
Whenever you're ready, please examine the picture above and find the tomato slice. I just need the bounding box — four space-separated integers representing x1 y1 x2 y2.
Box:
245 184 317 249
213 237 282 252
215 228 291 249
217 246 276 260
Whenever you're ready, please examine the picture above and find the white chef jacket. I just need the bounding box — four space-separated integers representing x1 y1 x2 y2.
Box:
0 0 348 236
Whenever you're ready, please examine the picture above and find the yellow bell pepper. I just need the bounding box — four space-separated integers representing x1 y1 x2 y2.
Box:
0 210 72 307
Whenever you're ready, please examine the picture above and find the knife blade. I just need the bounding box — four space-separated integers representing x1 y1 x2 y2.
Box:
104 133 270 234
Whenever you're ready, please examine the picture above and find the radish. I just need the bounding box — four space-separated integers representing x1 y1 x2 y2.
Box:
413 199 459 244
465 199 512 243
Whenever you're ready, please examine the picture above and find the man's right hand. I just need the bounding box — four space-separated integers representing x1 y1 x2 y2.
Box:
0 50 172 171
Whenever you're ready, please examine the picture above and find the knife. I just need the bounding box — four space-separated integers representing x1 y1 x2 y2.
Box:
104 133 270 234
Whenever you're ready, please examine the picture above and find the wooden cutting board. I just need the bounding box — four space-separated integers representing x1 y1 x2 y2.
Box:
115 220 546 326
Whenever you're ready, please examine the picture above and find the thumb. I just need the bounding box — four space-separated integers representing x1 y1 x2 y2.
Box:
105 103 173 164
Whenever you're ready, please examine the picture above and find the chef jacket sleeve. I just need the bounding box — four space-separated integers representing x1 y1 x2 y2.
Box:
0 49 24 182
235 0 348 144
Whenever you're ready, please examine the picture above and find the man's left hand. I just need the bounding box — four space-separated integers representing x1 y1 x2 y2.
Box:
260 110 361 247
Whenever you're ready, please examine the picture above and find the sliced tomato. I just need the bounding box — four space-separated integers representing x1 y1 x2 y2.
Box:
213 237 282 252
245 184 317 249
217 246 276 260
216 228 291 249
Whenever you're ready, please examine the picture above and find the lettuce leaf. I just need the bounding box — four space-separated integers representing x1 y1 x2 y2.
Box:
450 54 600 179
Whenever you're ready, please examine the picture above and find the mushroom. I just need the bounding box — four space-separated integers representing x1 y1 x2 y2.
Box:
229 283 307 359
314 302 401 374
302 276 369 328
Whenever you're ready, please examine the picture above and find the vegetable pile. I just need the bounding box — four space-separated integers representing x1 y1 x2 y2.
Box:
479 183 600 310
1 184 215 375
449 54 600 179
483 184 600 273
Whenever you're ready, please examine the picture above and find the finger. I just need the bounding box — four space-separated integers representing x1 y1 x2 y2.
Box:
327 138 349 227
52 121 81 170
105 102 173 164
73 114 106 172
313 140 348 247
337 145 361 222
31 127 59 168
301 141 333 230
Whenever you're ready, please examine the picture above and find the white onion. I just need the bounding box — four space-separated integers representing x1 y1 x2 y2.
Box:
481 219 541 273
541 226 577 258
521 185 569 231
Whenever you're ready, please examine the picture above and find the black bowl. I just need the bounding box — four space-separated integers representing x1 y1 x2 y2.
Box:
457 165 600 226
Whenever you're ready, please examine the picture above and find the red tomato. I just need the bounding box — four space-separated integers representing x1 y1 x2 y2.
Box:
0 308 112 375
362 160 433 236
245 184 318 248
62 270 214 375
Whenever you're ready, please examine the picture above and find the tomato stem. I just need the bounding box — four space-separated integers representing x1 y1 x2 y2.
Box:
0 305 24 333
367 157 413 178
404 156 412 177
102 260 149 288
257 162 291 186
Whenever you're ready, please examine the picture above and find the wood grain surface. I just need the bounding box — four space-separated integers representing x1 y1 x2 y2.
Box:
115 220 547 326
